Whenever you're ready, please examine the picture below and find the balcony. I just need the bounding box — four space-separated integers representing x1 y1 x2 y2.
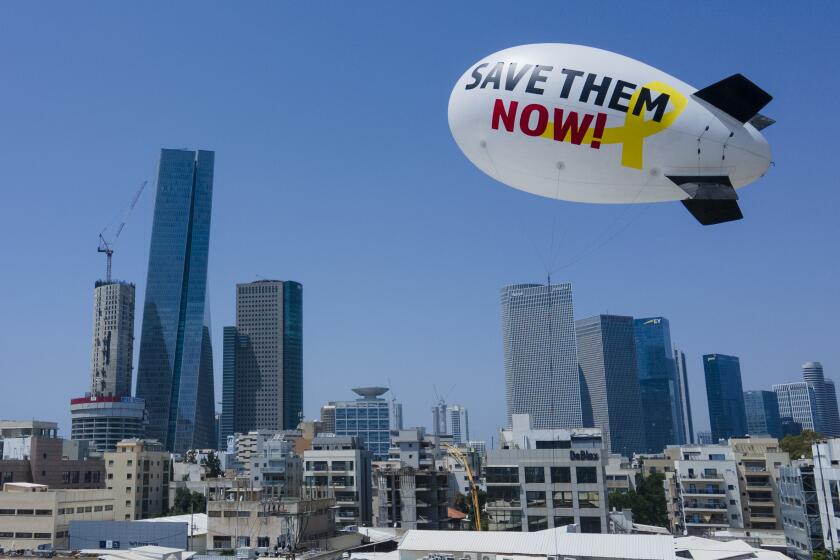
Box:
681 487 726 496
685 472 725 482
683 502 727 511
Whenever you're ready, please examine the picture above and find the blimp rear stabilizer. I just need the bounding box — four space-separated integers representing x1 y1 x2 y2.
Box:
447 44 775 225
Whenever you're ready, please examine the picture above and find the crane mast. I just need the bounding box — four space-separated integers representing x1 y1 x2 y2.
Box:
97 180 148 282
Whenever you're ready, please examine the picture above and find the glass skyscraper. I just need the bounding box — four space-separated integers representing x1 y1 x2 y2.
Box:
501 283 581 429
136 149 216 453
575 315 645 458
634 317 682 452
802 362 840 437
743 390 782 438
703 354 747 442
674 349 695 444
773 382 818 432
223 280 303 436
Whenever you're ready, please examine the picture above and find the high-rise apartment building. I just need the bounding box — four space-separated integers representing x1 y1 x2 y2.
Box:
704 354 747 442
135 149 216 453
634 317 682 451
431 402 469 444
222 280 303 435
773 382 818 432
575 315 645 458
803 362 840 437
744 390 783 438
501 283 581 429
89 281 135 397
674 349 695 444
71 279 145 452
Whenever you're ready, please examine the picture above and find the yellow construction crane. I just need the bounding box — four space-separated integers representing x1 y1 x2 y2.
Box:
443 443 481 531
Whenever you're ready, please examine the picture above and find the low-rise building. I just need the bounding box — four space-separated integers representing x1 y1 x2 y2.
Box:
0 420 106 490
206 483 346 551
484 414 608 534
372 461 451 530
104 439 170 520
605 454 637 494
729 437 789 530
303 435 372 528
0 482 115 551
665 444 743 536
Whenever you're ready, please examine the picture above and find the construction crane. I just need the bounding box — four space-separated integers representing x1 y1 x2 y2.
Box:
98 180 148 282
443 442 481 531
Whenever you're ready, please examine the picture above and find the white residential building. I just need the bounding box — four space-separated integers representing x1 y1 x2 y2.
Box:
303 435 372 528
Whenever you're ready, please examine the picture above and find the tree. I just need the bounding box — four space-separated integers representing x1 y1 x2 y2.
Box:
453 489 487 530
184 449 198 464
811 550 840 560
170 487 206 515
608 473 668 528
201 450 223 478
779 430 822 459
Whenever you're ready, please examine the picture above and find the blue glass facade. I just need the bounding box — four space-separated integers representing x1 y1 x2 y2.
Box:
634 317 682 452
334 398 390 460
703 354 747 441
219 326 238 449
743 390 782 438
136 149 215 453
282 282 303 429
575 315 646 458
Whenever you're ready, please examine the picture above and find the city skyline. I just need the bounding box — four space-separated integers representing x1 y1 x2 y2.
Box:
0 4 838 447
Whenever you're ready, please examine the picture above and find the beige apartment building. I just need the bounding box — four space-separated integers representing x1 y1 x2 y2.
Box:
0 482 115 551
729 437 790 530
104 439 170 520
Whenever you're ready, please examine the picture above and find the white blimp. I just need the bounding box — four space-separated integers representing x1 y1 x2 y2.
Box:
448 44 774 225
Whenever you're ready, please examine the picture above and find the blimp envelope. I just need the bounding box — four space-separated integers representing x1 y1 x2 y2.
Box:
448 44 774 224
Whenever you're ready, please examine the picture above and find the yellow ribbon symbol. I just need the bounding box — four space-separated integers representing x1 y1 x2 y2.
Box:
541 81 687 169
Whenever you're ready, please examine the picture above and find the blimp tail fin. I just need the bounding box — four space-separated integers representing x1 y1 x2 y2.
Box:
667 175 743 225
693 74 773 123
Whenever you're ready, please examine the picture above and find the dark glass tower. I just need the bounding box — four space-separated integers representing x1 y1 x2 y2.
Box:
743 390 782 438
703 354 747 442
634 317 682 452
575 315 646 458
136 149 215 453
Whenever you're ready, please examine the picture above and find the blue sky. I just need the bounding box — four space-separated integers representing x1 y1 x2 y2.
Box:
0 2 837 446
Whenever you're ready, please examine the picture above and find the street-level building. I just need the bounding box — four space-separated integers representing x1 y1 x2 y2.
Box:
246 434 302 499
104 439 170 520
303 435 372 528
484 414 608 533
779 459 824 559
0 482 115 551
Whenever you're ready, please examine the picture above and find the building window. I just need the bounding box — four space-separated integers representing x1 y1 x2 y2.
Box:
104 505 113 511
552 491 573 509
486 466 519 484
576 467 598 484
33 533 51 539
524 467 545 484
579 516 602 533
526 491 546 507
487 485 521 508
527 516 548 531
554 516 574 527
0 509 14 515
14 533 33 539
16 509 34 515
551 467 571 483
578 491 600 508
487 510 522 532
34 509 52 516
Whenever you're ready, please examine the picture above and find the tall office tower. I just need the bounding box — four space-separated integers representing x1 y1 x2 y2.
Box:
136 149 216 453
803 362 840 436
224 280 303 434
773 382 818 432
674 349 695 444
500 283 581 429
391 401 404 431
431 402 469 444
826 379 840 436
71 280 145 452
633 317 681 452
703 354 748 441
743 390 783 438
218 326 237 450
575 315 645 458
